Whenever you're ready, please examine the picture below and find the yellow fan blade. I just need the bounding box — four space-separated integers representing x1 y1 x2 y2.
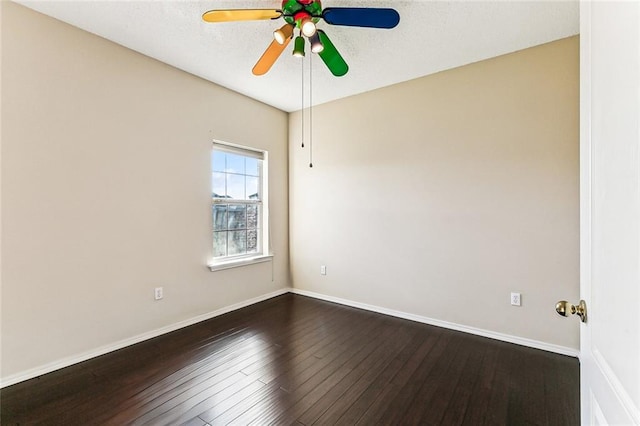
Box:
252 34 292 76
202 9 282 23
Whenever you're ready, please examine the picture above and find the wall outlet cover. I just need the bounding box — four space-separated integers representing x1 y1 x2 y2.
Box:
154 287 163 300
511 292 521 306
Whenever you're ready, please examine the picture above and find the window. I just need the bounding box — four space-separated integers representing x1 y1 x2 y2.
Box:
210 141 270 269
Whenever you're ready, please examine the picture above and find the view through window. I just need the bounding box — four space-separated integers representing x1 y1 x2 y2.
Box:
211 142 266 261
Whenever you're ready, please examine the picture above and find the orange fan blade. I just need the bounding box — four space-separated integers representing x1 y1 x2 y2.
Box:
202 9 282 23
252 35 292 76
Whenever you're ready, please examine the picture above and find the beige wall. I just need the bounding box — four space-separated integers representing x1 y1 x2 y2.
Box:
1 0 579 384
1 1 289 381
289 37 580 350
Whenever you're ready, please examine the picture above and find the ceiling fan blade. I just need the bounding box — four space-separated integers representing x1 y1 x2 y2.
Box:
252 35 292 76
202 9 282 23
317 30 349 77
322 7 400 29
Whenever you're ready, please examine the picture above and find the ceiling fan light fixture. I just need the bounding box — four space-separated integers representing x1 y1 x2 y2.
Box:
309 32 324 53
293 35 306 58
300 17 317 37
273 24 293 45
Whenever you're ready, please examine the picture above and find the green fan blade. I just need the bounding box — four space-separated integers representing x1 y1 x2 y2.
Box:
317 30 348 77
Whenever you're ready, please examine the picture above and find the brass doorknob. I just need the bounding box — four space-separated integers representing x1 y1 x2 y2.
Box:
555 300 587 323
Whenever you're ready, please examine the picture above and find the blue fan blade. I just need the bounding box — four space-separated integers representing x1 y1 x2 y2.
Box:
322 7 400 29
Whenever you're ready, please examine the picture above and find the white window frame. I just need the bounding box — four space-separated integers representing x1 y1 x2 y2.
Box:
208 140 272 271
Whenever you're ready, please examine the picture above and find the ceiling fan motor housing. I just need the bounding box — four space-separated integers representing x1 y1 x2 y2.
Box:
283 0 322 26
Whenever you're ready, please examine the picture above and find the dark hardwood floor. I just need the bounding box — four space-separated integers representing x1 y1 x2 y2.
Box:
0 293 579 425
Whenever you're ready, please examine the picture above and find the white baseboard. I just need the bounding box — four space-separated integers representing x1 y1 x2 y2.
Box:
289 288 580 358
1 286 579 388
0 288 289 389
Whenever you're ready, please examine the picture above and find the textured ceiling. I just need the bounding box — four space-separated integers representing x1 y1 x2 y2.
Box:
16 1 579 112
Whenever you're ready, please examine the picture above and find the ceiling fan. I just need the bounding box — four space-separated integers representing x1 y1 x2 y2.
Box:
202 0 400 77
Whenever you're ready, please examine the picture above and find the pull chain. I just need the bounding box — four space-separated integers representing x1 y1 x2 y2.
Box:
309 52 313 168
301 52 305 148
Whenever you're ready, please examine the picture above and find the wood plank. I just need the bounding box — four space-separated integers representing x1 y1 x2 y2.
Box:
332 327 433 425
270 323 413 425
459 339 501 425
482 343 516 425
353 329 447 425
363 330 459 424
307 326 416 425
419 335 485 425
235 318 390 424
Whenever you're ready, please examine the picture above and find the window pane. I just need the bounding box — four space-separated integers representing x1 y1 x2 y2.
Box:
212 151 226 172
247 230 258 253
227 174 245 199
247 205 258 229
212 172 226 198
246 157 259 177
228 205 246 229
213 205 227 231
246 176 259 200
226 154 245 174
228 230 247 255
213 231 227 257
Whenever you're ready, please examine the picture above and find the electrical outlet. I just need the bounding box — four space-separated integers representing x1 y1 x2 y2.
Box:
154 287 163 301
511 292 521 306
320 265 327 275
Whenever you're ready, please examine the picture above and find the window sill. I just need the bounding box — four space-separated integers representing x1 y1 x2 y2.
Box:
208 254 273 272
